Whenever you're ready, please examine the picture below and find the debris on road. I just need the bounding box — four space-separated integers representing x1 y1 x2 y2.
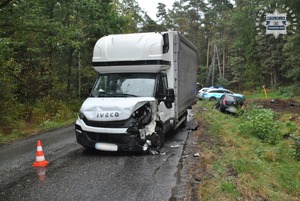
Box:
193 153 200 157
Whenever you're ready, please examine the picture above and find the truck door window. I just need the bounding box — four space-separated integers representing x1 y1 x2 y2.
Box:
157 74 168 99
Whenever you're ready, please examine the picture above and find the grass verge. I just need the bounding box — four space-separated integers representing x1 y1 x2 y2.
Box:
193 100 300 201
0 98 82 144
0 115 77 144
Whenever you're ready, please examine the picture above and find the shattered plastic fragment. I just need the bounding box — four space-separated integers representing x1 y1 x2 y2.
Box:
143 140 152 151
188 125 199 131
149 149 166 155
149 150 158 155
193 153 200 157
143 143 149 151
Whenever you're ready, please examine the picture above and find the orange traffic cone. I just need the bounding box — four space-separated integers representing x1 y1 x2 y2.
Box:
32 140 49 167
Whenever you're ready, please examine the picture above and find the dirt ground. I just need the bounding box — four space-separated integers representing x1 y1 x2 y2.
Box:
246 98 300 127
246 98 300 114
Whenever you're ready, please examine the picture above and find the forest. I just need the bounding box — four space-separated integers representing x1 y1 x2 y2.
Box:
0 0 299 136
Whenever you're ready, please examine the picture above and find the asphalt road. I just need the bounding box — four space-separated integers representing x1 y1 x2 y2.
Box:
0 113 196 201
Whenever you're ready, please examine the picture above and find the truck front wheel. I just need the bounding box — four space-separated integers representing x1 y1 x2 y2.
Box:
151 127 164 149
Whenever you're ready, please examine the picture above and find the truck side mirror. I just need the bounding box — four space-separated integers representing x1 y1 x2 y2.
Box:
162 33 169 53
165 88 175 109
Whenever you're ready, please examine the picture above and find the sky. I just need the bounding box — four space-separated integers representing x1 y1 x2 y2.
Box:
136 0 175 20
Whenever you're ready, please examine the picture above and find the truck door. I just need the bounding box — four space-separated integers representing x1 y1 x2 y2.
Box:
157 74 172 132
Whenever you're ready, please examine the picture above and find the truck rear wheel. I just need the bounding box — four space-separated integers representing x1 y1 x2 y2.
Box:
180 112 188 128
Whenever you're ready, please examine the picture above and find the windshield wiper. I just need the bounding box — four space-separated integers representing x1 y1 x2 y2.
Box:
96 92 138 97
122 93 138 97
97 91 110 97
112 93 138 97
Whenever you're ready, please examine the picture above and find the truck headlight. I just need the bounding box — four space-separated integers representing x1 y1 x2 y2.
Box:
78 112 85 119
133 103 152 128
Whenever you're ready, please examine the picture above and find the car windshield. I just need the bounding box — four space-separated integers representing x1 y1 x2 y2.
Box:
208 89 232 94
91 73 156 98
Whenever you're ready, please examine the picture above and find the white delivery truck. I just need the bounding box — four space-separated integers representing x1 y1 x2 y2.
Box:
75 31 198 152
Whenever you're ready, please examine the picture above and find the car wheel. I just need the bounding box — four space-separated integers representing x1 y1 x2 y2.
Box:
209 97 217 101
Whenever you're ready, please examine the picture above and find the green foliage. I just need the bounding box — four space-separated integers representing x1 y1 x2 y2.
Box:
220 182 239 196
196 100 300 200
294 136 300 161
277 84 300 97
0 0 132 138
239 106 283 144
38 119 59 130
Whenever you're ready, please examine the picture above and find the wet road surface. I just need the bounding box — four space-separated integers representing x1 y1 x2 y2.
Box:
0 118 194 200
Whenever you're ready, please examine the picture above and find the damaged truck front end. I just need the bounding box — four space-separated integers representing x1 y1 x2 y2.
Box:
75 99 164 152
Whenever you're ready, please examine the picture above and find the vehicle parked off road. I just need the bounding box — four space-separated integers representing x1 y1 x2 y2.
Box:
200 88 245 101
196 87 210 100
214 94 245 114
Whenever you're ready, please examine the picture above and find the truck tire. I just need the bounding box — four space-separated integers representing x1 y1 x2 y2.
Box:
152 127 164 149
180 112 188 128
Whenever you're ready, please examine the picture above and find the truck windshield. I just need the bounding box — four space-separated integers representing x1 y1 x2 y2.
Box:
91 73 156 98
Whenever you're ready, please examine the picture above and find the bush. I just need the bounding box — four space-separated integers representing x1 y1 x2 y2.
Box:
277 84 300 97
239 106 283 144
294 136 300 161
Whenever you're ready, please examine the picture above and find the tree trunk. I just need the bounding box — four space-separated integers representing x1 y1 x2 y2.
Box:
78 52 81 97
206 37 210 69
223 43 226 78
270 72 274 89
67 48 74 95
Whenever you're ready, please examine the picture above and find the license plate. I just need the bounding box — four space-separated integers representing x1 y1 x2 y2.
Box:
95 143 118 151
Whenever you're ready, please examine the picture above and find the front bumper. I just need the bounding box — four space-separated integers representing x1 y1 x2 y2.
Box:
75 124 144 152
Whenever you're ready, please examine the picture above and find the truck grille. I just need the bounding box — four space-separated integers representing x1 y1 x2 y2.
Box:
82 117 135 128
85 132 132 144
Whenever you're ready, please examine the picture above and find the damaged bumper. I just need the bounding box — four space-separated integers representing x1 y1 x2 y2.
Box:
75 125 162 152
75 124 147 152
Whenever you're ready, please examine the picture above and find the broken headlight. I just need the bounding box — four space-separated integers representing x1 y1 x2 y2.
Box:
78 111 85 119
132 103 152 128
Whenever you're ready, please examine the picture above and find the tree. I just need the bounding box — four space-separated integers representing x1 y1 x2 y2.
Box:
118 0 144 32
0 0 131 124
140 14 162 32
